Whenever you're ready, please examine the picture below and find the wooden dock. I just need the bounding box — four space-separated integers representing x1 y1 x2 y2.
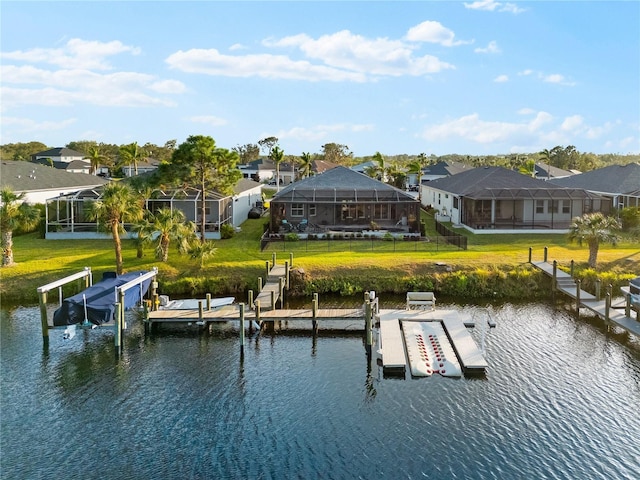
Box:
530 255 640 336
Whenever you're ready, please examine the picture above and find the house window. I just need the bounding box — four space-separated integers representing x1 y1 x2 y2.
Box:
453 197 459 209
562 200 570 214
309 204 316 216
291 203 304 217
536 200 545 214
550 200 559 214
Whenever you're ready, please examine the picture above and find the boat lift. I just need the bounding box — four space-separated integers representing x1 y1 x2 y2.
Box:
37 267 158 349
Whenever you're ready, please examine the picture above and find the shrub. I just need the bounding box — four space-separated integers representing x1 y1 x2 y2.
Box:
220 223 235 239
285 232 300 242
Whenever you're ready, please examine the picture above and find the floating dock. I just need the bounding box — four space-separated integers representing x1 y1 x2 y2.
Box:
376 308 488 377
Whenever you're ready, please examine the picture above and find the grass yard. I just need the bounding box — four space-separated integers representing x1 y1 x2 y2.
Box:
2 211 639 304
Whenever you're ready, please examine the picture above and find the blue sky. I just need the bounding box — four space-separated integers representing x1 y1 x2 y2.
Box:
1 1 639 157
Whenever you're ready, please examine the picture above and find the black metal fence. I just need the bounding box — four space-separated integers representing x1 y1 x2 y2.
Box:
260 235 464 253
434 219 468 250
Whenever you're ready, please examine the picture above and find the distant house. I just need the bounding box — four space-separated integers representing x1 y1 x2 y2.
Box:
268 166 421 234
121 158 161 177
45 178 263 240
548 162 640 209
422 166 606 234
31 147 91 174
532 162 575 180
0 160 108 204
310 159 340 175
421 161 469 182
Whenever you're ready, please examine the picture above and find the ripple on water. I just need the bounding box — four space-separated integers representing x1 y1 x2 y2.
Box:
1 302 640 479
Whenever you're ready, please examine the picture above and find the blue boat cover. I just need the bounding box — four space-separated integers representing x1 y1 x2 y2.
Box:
53 271 152 326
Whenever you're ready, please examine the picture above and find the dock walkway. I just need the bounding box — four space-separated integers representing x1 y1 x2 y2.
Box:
531 258 640 336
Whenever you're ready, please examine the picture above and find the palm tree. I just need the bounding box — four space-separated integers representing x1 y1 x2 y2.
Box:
567 213 621 269
298 152 313 179
407 153 428 203
85 145 108 176
148 208 196 262
0 189 41 266
119 142 145 176
518 159 537 178
188 240 218 268
130 214 155 258
87 183 144 274
372 151 386 182
270 146 284 190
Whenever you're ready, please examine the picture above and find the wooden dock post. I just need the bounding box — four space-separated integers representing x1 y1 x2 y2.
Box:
114 302 122 351
150 280 158 306
258 277 263 292
605 292 611 323
198 301 204 324
272 252 276 268
365 299 373 356
285 261 290 289
255 300 261 322
265 261 270 279
206 293 211 310
38 290 49 346
552 260 558 292
543 246 548 262
239 303 245 353
248 290 254 309
279 277 285 308
271 290 275 311
289 252 293 268
570 260 574 277
576 279 581 312
625 292 631 318
528 247 532 263
595 279 601 301
312 293 318 334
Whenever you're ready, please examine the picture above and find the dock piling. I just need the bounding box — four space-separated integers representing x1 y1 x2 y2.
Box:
206 293 211 310
38 291 49 345
528 247 532 263
312 293 318 333
258 277 263 292
595 279 601 301
239 303 245 353
265 261 270 279
543 246 548 262
576 279 581 313
114 302 122 351
248 290 254 309
272 252 276 269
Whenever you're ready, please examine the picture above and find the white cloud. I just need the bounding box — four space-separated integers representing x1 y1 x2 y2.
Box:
561 115 583 131
188 115 228 127
494 74 509 82
0 38 140 70
421 111 553 144
166 48 367 82
405 21 472 47
518 69 534 76
275 123 374 142
475 41 501 54
541 73 576 86
1 65 183 108
167 28 455 82
464 1 526 14
518 108 536 115
0 115 76 134
229 43 247 51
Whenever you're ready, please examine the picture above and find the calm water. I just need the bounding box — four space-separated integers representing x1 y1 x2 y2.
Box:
1 299 640 480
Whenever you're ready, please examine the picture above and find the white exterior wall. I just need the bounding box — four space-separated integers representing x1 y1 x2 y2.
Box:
233 185 263 226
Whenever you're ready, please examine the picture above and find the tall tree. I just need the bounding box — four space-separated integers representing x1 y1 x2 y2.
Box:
270 145 285 190
407 153 428 202
166 135 241 242
258 137 278 156
145 208 196 262
86 182 144 274
233 143 260 164
0 189 41 266
321 143 352 164
372 151 386 182
567 212 621 269
298 152 313 179
119 142 145 176
85 145 108 175
518 159 537 178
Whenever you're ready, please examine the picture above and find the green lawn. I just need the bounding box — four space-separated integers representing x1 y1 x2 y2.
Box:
2 211 638 304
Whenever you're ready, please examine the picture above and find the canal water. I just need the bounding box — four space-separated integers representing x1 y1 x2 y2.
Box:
1 299 639 479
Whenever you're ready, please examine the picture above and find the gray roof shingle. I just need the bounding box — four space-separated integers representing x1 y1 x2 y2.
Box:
548 163 640 195
0 160 108 192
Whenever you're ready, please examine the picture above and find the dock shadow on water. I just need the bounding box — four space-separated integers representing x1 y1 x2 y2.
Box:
1 298 640 479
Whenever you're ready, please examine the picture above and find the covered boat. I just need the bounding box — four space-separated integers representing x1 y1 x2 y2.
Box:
53 271 152 326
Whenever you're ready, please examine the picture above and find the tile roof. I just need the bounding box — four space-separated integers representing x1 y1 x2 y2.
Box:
548 163 640 195
0 160 108 192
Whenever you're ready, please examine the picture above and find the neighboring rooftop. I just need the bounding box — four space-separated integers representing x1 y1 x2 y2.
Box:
0 160 108 193
548 163 640 195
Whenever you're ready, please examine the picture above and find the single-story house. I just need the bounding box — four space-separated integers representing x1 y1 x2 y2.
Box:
422 166 607 234
45 178 263 240
268 166 421 234
548 162 640 209
0 160 108 204
533 162 575 180
121 158 161 177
